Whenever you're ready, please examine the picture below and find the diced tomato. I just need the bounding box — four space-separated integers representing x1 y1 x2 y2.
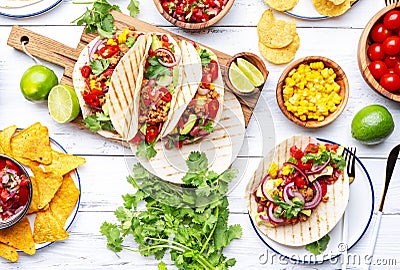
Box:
83 93 100 107
5 160 21 174
305 143 319 153
297 159 312 171
325 143 339 152
1 190 9 203
17 186 29 206
19 175 30 186
178 117 185 129
174 140 183 149
320 181 328 197
290 145 304 159
294 176 306 188
201 73 213 89
208 60 219 81
102 68 114 77
205 99 219 119
130 133 142 145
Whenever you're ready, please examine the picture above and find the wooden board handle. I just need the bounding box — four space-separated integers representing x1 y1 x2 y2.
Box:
7 25 80 82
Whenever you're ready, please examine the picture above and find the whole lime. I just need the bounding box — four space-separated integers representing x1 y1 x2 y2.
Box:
20 65 58 102
351 104 394 145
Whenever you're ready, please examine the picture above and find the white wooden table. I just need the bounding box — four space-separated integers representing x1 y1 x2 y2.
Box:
1 0 400 269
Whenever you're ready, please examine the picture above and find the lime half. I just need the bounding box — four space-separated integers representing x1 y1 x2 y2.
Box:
48 84 80 123
228 62 255 93
236 58 264 87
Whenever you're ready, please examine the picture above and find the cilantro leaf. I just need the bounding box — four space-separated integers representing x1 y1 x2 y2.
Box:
127 0 140 17
90 59 110 76
158 262 168 270
100 222 123 252
331 151 346 171
305 234 330 255
125 36 136 48
200 120 214 133
136 141 157 159
83 112 115 132
145 56 170 79
199 49 211 66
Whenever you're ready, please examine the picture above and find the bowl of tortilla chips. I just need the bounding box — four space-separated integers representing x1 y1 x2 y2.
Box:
153 0 235 29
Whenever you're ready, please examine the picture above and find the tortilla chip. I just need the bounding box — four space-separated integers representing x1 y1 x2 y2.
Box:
32 166 63 209
43 150 86 176
0 243 18 262
33 209 69 244
258 33 300 65
328 0 346 4
0 217 35 255
0 125 17 156
264 0 299 11
257 10 297 49
312 0 350 17
11 122 52 165
27 176 41 214
50 174 80 226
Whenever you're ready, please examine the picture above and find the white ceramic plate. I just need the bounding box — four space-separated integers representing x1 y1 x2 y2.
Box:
26 136 81 251
249 138 374 263
0 0 62 18
284 0 360 20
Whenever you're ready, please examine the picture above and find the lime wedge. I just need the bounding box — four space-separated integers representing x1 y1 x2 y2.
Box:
236 58 264 87
48 84 80 123
228 62 255 93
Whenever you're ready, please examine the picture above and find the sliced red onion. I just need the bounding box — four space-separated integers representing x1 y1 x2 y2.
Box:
259 214 269 221
261 175 275 202
292 191 305 204
197 88 210 96
267 202 284 224
283 182 295 205
305 157 331 175
304 181 323 210
154 48 179 67
283 162 309 185
197 130 210 137
89 38 106 61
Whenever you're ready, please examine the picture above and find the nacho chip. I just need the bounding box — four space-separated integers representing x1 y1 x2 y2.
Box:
264 0 299 11
31 166 63 209
0 243 18 262
258 33 300 64
257 9 297 49
312 0 350 17
0 217 35 255
27 176 41 214
11 122 52 165
50 174 80 226
0 125 17 156
33 209 69 244
43 150 86 176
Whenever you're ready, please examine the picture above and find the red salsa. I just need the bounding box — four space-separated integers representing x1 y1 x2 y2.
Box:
0 158 30 221
161 0 229 23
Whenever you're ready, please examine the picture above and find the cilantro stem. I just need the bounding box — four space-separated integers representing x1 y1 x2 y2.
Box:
199 206 219 255
144 237 192 251
123 244 185 253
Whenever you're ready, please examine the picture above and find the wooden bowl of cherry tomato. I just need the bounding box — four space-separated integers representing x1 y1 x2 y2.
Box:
358 3 400 102
153 0 235 29
0 154 32 230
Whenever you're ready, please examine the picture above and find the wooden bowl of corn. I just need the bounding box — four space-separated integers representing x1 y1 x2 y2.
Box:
276 56 349 128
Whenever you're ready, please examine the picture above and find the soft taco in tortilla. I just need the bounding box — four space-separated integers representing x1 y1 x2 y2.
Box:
246 135 349 246
162 41 224 149
72 28 146 140
122 33 184 158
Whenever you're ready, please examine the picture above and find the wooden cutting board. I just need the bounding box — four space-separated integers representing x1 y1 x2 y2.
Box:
7 11 267 128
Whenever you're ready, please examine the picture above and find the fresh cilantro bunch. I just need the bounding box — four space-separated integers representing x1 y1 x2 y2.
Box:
100 151 242 269
73 0 140 38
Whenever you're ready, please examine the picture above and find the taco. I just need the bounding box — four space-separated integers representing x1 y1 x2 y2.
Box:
123 33 184 158
72 28 146 140
162 41 224 149
246 135 349 246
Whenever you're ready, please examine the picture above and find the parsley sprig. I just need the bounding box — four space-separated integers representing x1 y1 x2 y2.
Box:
100 152 242 269
305 234 330 255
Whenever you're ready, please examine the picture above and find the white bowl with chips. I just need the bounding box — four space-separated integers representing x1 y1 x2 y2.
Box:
276 56 349 128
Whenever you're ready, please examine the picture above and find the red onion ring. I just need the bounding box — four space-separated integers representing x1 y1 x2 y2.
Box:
259 214 269 221
305 157 331 175
304 180 323 210
267 202 284 224
283 162 309 185
154 48 179 67
261 175 275 202
197 88 210 96
283 182 294 204
292 191 305 204
89 38 106 61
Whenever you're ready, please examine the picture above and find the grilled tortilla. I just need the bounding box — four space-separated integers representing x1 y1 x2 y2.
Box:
246 135 349 246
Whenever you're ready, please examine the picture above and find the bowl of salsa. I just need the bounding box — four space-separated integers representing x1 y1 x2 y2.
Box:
153 0 235 29
0 154 32 230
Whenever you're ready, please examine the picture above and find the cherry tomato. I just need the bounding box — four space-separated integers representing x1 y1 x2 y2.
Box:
384 55 400 68
380 73 400 92
305 143 319 153
83 93 100 107
290 145 304 159
208 60 219 81
383 36 400 55
201 73 212 89
81 65 91 78
383 10 400 30
367 43 386 61
370 23 392 43
368 60 388 80
395 63 400 76
205 99 219 119
388 68 396 74
325 143 339 152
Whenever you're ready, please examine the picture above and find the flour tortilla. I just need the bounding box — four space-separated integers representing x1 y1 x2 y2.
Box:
0 0 42 8
246 135 349 246
162 41 224 140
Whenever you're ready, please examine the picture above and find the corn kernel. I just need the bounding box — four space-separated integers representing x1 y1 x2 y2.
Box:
268 162 278 178
281 165 292 176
